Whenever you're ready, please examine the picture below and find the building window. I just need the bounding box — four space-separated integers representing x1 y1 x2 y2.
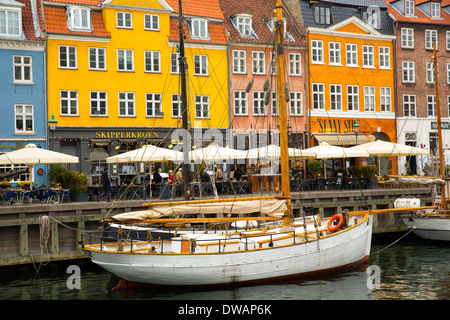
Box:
364 86 375 112
290 92 303 116
362 8 380 29
426 62 435 84
379 46 390 69
195 95 209 118
59 46 77 69
401 28 414 48
270 52 277 75
172 94 181 118
380 87 391 112
362 45 374 67
171 52 179 74
403 94 416 117
405 0 414 16
68 6 90 31
271 91 278 115
235 15 253 37
313 5 331 25
233 50 246 74
265 18 294 41
425 30 438 50
329 42 341 65
402 61 415 83
90 91 107 116
89 47 106 70
190 19 208 40
330 84 342 110
252 51 265 74
15 105 33 132
145 51 161 73
427 95 436 117
311 40 323 64
431 3 440 18
118 92 135 116
447 31 450 51
289 53 301 75
13 56 32 83
447 63 450 84
144 14 159 31
146 93 162 117
117 12 132 28
234 91 247 115
347 85 359 111
253 91 266 115
117 49 133 71
312 83 325 110
346 43 358 66
0 8 21 37
60 90 78 116
194 54 208 76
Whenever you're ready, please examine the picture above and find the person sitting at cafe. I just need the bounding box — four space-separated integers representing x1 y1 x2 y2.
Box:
229 167 235 180
168 170 175 184
201 169 210 183
214 166 223 181
151 167 162 193
234 167 242 181
176 168 183 183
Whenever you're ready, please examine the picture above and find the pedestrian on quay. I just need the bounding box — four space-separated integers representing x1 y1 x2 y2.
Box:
98 167 111 202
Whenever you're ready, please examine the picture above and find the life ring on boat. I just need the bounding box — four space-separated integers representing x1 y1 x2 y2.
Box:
327 214 344 232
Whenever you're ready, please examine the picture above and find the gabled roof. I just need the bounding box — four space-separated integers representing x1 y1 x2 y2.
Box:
17 0 45 41
384 0 450 25
217 0 305 45
44 0 104 6
166 0 225 20
167 17 228 45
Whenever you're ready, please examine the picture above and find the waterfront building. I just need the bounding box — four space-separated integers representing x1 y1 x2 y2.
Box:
44 0 229 184
384 0 450 175
218 0 307 154
0 0 46 185
297 0 397 175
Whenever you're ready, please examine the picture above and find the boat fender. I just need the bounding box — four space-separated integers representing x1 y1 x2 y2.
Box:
327 214 344 232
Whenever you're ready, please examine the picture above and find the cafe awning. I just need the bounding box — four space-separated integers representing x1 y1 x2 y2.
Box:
313 133 369 146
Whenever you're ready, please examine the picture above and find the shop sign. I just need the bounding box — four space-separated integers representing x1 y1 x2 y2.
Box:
95 131 159 139
311 118 359 133
431 122 450 130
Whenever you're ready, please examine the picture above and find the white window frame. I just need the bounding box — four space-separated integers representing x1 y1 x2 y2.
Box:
346 43 358 67
90 91 107 116
68 6 91 31
194 54 208 76
13 55 33 83
405 0 414 16
362 45 374 68
190 18 208 40
402 61 415 83
195 95 209 119
145 51 161 73
401 28 414 48
89 47 106 71
117 12 132 29
347 85 359 111
364 86 375 112
118 92 135 117
290 92 303 116
14 104 33 133
329 42 341 65
447 31 450 51
146 93 162 117
59 45 77 69
289 53 302 76
330 84 342 111
234 90 248 115
403 94 416 117
232 50 246 74
425 30 438 50
426 62 435 84
314 5 331 25
447 63 450 84
0 8 22 38
171 52 179 74
271 91 278 116
311 40 324 64
430 3 440 18
427 95 436 117
253 91 266 116
312 83 325 110
117 49 134 72
236 15 253 37
380 87 391 112
252 51 265 75
379 46 390 69
60 90 78 116
172 94 181 118
144 14 159 31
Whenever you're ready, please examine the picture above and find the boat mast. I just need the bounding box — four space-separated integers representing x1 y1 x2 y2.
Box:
178 0 191 200
275 0 292 226
433 41 447 211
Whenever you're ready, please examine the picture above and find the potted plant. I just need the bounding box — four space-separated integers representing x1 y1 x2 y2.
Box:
0 181 11 189
307 160 322 178
56 171 89 202
362 165 378 188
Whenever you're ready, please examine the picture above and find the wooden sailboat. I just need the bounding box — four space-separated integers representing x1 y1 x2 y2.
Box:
81 0 374 286
400 42 450 242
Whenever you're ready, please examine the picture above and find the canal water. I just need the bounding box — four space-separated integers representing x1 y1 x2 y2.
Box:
0 235 448 301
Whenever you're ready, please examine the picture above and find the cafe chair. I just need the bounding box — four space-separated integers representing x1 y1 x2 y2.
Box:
5 190 17 205
61 189 71 203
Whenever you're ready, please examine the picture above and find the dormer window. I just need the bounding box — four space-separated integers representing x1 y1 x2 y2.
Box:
0 6 23 38
362 7 380 29
431 2 440 18
67 6 91 31
266 18 294 41
189 18 208 40
232 14 256 38
405 0 414 16
313 5 331 25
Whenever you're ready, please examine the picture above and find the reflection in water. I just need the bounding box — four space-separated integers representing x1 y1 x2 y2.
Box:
0 236 448 300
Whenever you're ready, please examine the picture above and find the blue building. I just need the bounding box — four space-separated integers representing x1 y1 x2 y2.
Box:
0 0 47 186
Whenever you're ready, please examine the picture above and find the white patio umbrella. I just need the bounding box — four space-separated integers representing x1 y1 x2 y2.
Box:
189 144 248 162
246 144 315 159
106 144 183 163
0 143 79 188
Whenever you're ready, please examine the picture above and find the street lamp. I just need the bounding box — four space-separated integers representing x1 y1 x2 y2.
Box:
48 113 58 131
353 119 360 145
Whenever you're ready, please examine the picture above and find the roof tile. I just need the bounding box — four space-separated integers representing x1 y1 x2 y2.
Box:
166 0 225 20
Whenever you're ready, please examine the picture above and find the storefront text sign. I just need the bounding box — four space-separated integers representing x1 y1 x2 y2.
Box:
95 131 159 139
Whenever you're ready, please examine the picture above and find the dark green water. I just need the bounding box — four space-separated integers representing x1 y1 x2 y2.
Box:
1 235 449 300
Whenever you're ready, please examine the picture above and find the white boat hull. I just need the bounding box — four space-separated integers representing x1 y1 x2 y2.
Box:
402 215 450 242
84 215 373 286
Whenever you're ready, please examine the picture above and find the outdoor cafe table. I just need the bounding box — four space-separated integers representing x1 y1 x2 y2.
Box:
247 174 280 193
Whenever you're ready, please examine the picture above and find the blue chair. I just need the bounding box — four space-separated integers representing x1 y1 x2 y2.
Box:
21 190 32 204
61 189 70 202
5 190 18 205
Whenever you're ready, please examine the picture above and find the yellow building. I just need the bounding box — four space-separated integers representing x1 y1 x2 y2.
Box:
44 0 229 182
306 16 397 174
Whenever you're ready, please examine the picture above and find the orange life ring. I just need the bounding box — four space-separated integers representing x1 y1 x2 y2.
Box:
327 214 344 232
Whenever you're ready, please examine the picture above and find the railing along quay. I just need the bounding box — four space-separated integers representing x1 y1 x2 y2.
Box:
0 186 432 267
